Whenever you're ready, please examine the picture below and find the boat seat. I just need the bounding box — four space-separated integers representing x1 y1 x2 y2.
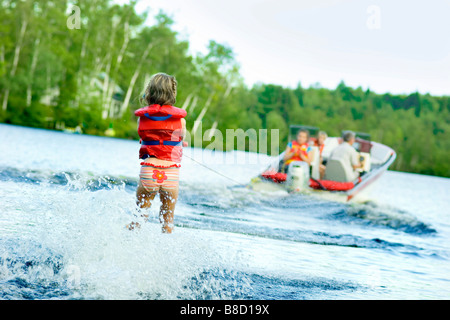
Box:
324 159 358 182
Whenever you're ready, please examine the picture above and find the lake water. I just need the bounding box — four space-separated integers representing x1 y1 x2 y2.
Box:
1 123 449 300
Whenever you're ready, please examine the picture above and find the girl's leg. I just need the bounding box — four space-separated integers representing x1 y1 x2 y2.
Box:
136 181 157 209
159 187 179 233
127 182 157 230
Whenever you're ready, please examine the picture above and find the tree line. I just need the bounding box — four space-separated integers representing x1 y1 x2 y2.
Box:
1 0 449 177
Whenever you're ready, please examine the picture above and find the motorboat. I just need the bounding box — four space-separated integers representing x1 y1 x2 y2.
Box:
249 125 396 202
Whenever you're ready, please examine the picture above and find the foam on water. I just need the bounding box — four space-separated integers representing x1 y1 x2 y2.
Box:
1 124 450 299
0 178 251 299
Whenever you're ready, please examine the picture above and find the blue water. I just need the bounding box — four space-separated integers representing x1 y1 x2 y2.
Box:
1 123 449 299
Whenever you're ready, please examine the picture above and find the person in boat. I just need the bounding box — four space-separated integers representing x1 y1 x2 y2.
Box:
315 131 328 179
127 73 186 233
326 130 363 182
281 129 314 173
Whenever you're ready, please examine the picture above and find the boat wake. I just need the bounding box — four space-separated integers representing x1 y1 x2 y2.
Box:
332 202 437 235
178 269 359 300
0 166 138 192
0 164 445 300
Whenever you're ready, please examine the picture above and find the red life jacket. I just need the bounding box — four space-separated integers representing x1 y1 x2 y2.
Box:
285 141 309 165
134 104 187 162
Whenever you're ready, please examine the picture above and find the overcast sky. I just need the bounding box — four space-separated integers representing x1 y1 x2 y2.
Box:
123 0 450 96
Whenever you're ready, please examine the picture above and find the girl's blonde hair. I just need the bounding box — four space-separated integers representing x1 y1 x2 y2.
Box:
143 73 177 106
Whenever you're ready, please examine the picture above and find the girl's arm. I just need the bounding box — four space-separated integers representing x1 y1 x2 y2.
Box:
138 118 142 143
181 118 186 140
300 151 312 164
283 146 293 161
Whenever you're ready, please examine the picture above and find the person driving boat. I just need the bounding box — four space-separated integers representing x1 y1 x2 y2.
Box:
324 130 363 182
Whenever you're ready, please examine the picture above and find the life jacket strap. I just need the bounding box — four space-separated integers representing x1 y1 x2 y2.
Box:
142 140 182 146
144 113 173 121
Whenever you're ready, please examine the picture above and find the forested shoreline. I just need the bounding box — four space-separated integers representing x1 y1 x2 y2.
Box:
1 1 449 177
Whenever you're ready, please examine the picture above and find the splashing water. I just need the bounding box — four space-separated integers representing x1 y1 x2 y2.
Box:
1 124 450 299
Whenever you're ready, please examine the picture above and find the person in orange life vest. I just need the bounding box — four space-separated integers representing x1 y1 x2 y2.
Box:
315 131 328 179
282 129 314 172
127 73 186 234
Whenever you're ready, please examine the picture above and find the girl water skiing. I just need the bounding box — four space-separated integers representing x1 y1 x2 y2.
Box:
127 73 186 233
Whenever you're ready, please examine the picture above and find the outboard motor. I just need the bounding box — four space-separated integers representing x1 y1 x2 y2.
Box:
286 161 310 192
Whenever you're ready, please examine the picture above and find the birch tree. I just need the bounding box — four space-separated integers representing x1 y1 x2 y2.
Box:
2 1 31 111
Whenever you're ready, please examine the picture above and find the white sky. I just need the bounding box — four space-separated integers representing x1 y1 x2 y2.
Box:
123 0 450 96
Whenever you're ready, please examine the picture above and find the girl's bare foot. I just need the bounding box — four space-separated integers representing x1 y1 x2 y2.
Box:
126 221 141 230
161 224 173 234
